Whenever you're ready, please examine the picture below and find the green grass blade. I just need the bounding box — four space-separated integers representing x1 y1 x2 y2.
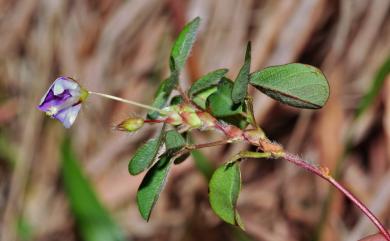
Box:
61 138 125 241
355 56 390 118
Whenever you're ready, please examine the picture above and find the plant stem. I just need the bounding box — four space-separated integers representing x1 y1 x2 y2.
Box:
190 139 234 149
89 91 168 115
174 139 234 159
283 152 390 241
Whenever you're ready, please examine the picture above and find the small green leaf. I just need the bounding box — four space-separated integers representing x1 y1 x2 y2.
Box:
209 162 243 228
165 130 186 152
206 78 248 128
129 125 166 175
137 154 173 221
147 70 179 119
128 138 160 175
232 42 251 104
61 138 125 241
192 86 217 109
188 69 228 98
207 78 244 117
171 17 201 72
249 63 329 109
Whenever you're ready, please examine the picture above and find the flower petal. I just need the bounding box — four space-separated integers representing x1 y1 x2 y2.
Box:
53 104 82 128
52 77 79 95
38 89 73 112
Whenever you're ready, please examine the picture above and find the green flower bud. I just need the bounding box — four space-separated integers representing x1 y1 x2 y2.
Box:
116 117 144 132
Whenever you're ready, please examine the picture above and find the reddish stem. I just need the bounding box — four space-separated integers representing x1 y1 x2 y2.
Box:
144 119 165 124
283 152 390 241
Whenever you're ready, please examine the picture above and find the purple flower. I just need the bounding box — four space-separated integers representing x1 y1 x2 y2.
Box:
38 77 89 128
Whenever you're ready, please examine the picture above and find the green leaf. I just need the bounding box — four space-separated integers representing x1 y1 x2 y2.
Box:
209 162 243 228
232 42 251 104
207 78 244 117
61 138 125 241
188 68 228 98
171 17 201 72
206 78 248 128
147 70 179 119
165 129 186 152
128 138 160 175
249 63 330 109
192 86 217 109
137 154 173 221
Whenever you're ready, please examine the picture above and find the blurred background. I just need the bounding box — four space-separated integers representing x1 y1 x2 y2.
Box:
0 0 390 240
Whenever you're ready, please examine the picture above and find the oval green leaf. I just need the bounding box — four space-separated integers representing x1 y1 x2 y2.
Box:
170 17 200 72
128 138 160 175
209 162 243 228
249 63 330 109
137 154 173 221
188 68 228 98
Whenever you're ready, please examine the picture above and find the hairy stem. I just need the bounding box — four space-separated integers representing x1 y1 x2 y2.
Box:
283 152 390 241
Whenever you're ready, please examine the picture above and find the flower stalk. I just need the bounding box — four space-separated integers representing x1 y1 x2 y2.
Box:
88 91 168 115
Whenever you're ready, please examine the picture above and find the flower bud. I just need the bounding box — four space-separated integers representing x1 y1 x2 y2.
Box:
116 117 144 132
